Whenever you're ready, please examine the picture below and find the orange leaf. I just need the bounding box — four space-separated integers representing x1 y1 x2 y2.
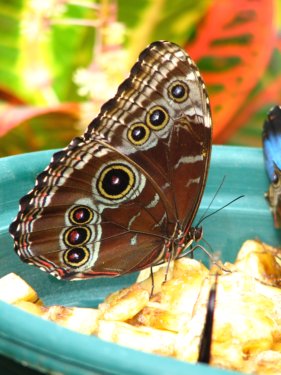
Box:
186 0 275 142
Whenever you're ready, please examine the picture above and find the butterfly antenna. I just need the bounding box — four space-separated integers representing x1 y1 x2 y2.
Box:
197 194 245 225
196 194 245 227
195 176 226 226
198 273 218 364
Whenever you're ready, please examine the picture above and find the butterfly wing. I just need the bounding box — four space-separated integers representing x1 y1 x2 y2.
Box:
263 106 281 180
262 105 281 228
10 41 212 279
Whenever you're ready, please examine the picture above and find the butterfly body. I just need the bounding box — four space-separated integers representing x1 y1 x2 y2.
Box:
10 41 212 280
262 105 281 228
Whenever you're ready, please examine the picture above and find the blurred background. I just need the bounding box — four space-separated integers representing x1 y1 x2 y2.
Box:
0 0 280 157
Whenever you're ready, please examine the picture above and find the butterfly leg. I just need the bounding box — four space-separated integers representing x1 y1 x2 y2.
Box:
163 240 181 282
149 265 155 297
189 243 194 259
164 252 173 283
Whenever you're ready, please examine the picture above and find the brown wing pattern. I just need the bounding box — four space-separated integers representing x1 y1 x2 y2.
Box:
9 41 212 279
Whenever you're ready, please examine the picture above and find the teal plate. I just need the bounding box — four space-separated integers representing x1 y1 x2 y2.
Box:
0 145 280 374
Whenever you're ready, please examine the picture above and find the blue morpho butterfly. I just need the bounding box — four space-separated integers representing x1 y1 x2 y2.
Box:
9 41 212 280
262 105 281 228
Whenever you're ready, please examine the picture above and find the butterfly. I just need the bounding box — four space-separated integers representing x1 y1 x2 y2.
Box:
9 41 212 280
262 105 281 228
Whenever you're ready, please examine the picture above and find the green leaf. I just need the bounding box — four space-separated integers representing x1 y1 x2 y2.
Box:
0 1 23 96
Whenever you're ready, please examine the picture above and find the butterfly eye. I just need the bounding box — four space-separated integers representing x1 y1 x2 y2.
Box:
168 80 189 103
127 123 150 145
69 206 93 225
97 163 135 200
63 247 90 268
273 173 280 186
146 105 169 130
64 226 91 247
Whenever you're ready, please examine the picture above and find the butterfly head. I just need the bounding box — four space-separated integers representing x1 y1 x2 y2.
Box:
189 226 203 242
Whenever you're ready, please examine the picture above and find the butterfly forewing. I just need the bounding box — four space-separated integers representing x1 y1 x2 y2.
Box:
86 41 211 228
10 41 212 279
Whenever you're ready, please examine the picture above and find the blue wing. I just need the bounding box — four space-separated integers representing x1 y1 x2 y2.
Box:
262 105 281 182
